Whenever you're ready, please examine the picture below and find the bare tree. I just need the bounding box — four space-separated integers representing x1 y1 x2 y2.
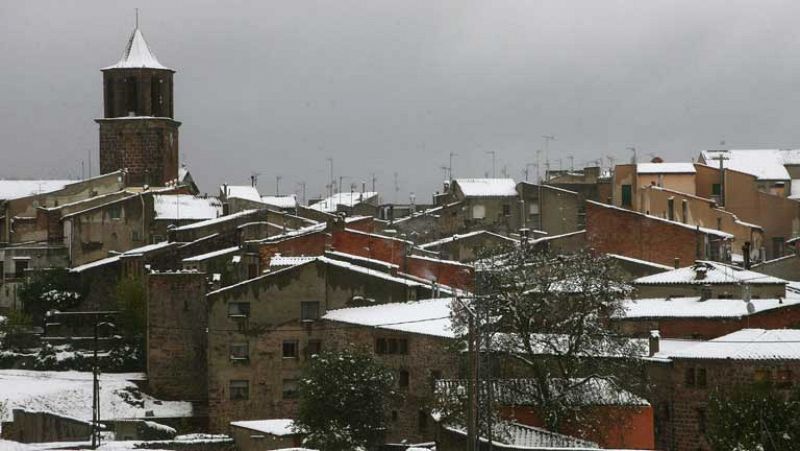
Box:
466 247 646 435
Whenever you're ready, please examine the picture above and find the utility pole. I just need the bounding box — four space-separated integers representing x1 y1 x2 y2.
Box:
486 151 496 178
455 297 478 451
49 311 117 449
710 152 730 207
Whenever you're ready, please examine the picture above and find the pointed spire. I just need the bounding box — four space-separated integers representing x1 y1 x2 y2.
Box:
102 26 171 71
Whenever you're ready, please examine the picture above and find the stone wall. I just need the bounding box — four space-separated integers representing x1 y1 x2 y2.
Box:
0 409 93 443
97 118 180 186
147 271 208 401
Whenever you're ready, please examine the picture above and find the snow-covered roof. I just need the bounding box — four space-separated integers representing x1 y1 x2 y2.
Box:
454 178 518 197
261 194 298 209
230 419 296 436
699 149 792 180
637 163 696 174
269 255 317 267
102 28 171 71
0 180 74 200
221 185 261 202
70 255 121 273
656 329 800 360
322 298 455 339
183 246 240 263
153 195 222 220
634 261 786 285
418 230 517 249
173 209 259 231
607 253 673 270
120 241 175 256
309 192 378 213
620 296 800 319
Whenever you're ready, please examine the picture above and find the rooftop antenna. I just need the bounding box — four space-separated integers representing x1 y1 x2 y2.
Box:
568 155 574 171
276 175 282 195
449 151 457 180
607 155 616 167
627 147 637 164
486 150 496 178
371 173 377 192
440 165 449 181
250 172 260 187
535 149 542 182
542 135 556 176
297 181 306 205
524 163 536 182
326 157 334 197
393 172 399 203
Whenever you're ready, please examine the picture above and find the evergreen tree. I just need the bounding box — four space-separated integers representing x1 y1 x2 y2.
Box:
294 348 396 450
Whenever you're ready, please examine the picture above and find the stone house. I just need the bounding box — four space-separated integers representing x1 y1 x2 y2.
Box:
417 230 518 262
613 163 698 211
229 419 301 451
647 328 800 451
204 256 445 431
517 182 584 235
322 299 460 443
545 165 612 203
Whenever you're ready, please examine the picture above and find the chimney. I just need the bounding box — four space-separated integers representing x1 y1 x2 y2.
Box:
673 258 680 269
700 285 712 301
649 330 660 357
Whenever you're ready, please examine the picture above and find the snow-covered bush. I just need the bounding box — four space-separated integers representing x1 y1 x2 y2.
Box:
137 420 177 440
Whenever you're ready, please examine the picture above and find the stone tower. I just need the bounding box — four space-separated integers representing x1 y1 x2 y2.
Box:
97 27 180 186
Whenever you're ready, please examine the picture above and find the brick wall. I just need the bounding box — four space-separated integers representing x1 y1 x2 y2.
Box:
586 201 725 267
147 271 208 401
255 231 328 268
616 302 800 339
97 118 179 186
648 359 800 451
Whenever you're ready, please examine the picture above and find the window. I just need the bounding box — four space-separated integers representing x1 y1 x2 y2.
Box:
282 379 298 399
108 204 121 220
306 339 322 357
667 198 675 221
685 367 706 388
681 200 688 224
283 340 299 358
230 342 249 361
777 369 792 388
229 380 249 400
14 260 28 278
621 184 633 207
0 261 4 279
301 301 320 321
773 237 785 258
712 183 722 196
696 368 707 388
228 302 250 318
502 204 511 216
376 338 409 355
391 410 398 422
398 369 409 389
472 204 486 219
696 408 706 434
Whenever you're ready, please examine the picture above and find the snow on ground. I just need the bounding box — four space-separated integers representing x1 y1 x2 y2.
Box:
0 434 231 450
0 370 192 423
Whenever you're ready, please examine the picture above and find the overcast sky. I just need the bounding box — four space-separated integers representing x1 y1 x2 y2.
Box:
3 1 800 202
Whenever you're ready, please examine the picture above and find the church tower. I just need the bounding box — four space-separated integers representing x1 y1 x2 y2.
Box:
97 26 180 186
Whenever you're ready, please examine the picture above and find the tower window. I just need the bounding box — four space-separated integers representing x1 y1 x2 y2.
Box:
126 77 138 115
